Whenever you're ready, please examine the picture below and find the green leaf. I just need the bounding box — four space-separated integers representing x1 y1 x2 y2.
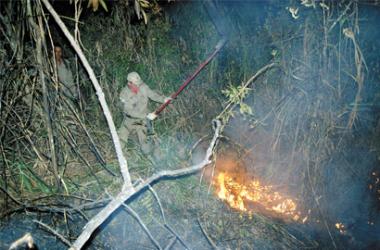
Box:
239 103 253 115
99 0 108 12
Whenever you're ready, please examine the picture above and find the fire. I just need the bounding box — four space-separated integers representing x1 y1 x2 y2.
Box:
215 172 306 222
335 222 346 234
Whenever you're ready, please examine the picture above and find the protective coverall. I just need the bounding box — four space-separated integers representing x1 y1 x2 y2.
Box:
118 73 166 153
57 60 77 99
54 46 77 100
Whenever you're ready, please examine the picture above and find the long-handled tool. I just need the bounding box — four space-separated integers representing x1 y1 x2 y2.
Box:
153 0 229 116
154 37 227 117
147 0 229 134
146 38 227 135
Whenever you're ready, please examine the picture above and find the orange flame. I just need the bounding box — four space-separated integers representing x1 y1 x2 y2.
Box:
214 172 306 222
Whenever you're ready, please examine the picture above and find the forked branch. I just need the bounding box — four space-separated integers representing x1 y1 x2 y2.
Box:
69 120 221 249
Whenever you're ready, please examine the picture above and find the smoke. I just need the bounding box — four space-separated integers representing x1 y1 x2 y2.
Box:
97 1 380 248
216 0 380 248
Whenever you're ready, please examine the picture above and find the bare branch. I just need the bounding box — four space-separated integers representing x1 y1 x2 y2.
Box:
9 233 35 250
39 0 132 188
163 224 190 250
197 218 219 250
148 185 166 223
69 120 221 249
33 220 72 247
121 203 162 250
0 185 22 206
148 186 190 250
164 237 177 250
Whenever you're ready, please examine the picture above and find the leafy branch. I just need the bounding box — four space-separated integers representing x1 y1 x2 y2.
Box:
217 62 277 124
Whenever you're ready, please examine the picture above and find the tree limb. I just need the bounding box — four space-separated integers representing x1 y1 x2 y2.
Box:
39 0 132 189
69 120 221 249
217 62 277 121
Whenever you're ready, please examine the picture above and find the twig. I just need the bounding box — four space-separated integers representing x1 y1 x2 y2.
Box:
76 198 111 211
121 203 162 250
328 2 353 33
2 100 47 163
306 158 337 249
189 134 209 158
197 218 219 250
33 220 72 247
69 120 221 249
343 27 366 129
9 233 35 250
0 142 10 209
148 185 166 223
148 185 190 250
0 185 22 206
74 0 84 114
164 237 177 250
164 224 191 250
63 97 115 176
217 62 277 121
58 124 104 187
206 157 217 195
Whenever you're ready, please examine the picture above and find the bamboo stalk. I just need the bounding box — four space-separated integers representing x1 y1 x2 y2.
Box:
27 0 61 189
39 0 132 189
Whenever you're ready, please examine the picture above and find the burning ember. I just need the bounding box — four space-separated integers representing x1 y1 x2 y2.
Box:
214 172 306 222
335 222 346 234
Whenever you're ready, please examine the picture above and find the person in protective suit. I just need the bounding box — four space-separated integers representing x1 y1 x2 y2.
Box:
118 72 171 154
54 45 77 100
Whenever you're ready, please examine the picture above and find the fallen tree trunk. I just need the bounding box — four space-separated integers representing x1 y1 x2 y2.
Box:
70 120 221 249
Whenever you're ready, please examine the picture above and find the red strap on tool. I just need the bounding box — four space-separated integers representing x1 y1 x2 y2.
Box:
154 38 227 116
